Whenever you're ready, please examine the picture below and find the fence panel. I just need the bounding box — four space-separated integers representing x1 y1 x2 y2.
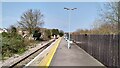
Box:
71 34 119 67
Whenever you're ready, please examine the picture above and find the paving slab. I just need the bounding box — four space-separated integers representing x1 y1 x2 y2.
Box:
50 38 105 67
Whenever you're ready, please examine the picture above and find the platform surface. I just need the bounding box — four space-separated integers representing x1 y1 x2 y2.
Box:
50 38 104 66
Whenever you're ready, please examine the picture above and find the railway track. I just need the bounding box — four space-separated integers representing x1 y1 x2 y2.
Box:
2 39 55 68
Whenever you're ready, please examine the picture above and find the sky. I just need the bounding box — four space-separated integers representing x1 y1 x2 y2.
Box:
1 0 118 2
0 3 2 28
2 2 105 32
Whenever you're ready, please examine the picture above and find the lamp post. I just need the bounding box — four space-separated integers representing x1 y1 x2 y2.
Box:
64 7 77 49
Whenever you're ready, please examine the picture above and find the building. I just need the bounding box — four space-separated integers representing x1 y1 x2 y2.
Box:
0 28 8 33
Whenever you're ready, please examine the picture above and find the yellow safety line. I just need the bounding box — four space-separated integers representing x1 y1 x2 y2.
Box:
39 37 62 68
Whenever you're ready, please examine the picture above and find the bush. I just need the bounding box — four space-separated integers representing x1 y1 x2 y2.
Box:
33 30 41 40
59 31 64 37
2 32 10 37
59 32 64 37
2 32 27 58
45 29 51 39
52 29 59 36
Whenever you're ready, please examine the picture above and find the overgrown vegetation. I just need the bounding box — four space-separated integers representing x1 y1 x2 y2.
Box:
59 30 64 37
1 27 28 60
44 29 52 39
74 2 119 35
51 29 59 36
1 9 64 61
1 28 64 60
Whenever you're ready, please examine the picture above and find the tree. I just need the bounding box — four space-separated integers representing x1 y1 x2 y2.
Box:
10 25 17 36
59 30 64 37
118 2 120 34
99 2 119 34
18 9 44 35
45 29 52 39
52 29 59 36
33 30 41 40
75 29 91 34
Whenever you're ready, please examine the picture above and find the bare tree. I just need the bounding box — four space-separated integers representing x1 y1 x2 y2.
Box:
18 9 44 34
118 2 120 34
100 2 118 23
99 2 119 34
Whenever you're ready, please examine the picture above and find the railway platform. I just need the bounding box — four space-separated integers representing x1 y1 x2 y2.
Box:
50 38 105 67
1 37 106 68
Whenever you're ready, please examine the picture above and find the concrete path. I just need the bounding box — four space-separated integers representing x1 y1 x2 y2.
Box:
50 38 105 67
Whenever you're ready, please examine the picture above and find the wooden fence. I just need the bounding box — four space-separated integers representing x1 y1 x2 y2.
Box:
71 34 120 67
